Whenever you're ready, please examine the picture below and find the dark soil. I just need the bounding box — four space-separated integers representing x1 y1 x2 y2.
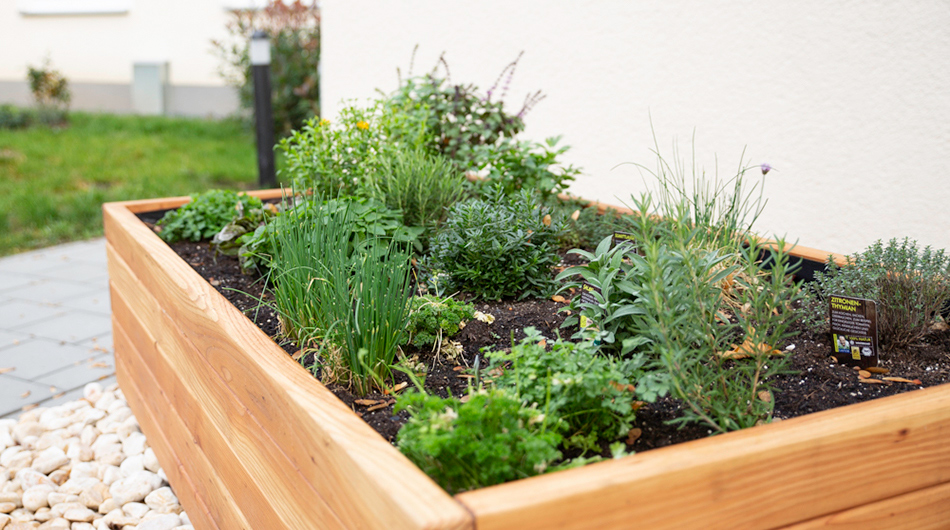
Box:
155 232 950 455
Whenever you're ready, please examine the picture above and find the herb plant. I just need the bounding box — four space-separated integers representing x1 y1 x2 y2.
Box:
157 189 262 243
430 186 563 300
406 295 476 349
488 328 642 452
369 147 465 240
800 237 950 351
279 102 428 196
237 195 421 275
395 388 562 494
269 197 413 394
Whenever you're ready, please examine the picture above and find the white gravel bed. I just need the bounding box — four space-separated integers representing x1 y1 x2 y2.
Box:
0 383 192 530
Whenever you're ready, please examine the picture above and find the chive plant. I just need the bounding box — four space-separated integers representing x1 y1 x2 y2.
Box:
269 196 413 394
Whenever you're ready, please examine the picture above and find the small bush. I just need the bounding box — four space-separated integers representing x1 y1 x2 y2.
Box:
0 105 32 130
430 186 563 300
279 103 429 196
488 327 642 452
386 55 577 201
157 190 262 243
406 295 476 348
25 57 71 126
800 238 950 351
369 147 465 238
212 0 320 137
395 388 562 494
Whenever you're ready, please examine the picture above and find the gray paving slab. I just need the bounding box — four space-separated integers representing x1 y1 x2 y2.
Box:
0 338 108 379
2 279 102 305
0 374 56 417
33 262 110 285
0 329 31 351
16 311 112 344
0 272 37 295
80 334 113 355
59 289 111 316
34 353 115 392
0 299 67 330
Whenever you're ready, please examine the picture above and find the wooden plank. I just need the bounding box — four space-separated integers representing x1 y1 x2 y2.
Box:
456 383 950 530
113 319 242 530
104 201 472 530
780 480 950 529
107 188 287 214
109 245 347 529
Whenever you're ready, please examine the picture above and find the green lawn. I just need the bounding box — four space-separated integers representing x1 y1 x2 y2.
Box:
0 111 281 256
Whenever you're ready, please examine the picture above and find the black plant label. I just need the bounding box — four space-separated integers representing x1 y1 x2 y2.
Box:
828 295 879 368
578 283 600 329
612 232 637 251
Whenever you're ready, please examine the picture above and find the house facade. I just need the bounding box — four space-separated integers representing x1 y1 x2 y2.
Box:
0 0 266 116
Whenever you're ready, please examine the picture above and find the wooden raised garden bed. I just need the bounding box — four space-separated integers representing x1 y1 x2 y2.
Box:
104 191 950 530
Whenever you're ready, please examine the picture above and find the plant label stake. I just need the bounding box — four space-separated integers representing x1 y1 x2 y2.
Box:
828 295 879 369
578 283 600 330
612 231 637 252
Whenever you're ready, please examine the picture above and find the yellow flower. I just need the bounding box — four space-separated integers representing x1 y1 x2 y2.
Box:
318 118 330 126
356 120 369 130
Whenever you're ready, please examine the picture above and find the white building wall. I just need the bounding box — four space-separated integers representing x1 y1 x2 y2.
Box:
1 0 238 85
321 0 950 255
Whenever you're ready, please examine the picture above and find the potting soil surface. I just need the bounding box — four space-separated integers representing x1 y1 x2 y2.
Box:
164 238 950 455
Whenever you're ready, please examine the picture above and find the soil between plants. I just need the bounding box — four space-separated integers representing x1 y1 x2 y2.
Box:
158 236 950 455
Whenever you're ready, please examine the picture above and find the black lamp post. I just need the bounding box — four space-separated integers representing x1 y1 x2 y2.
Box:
251 30 276 188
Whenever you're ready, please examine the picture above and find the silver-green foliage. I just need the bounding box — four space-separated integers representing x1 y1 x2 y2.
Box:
557 193 801 433
800 238 950 351
269 197 413 395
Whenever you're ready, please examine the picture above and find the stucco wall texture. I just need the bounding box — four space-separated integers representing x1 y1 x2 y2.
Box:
322 0 950 255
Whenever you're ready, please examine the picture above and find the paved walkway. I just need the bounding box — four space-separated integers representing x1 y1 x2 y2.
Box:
0 238 115 418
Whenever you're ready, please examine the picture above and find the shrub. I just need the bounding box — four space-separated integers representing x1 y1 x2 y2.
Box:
0 105 32 130
269 197 413 394
26 57 70 126
368 147 465 239
212 0 320 137
156 189 262 243
395 387 562 494
385 55 577 201
279 102 429 196
488 327 642 452
429 186 563 300
557 191 801 433
406 295 476 348
800 238 950 351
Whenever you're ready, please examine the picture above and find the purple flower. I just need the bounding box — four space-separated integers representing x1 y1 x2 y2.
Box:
761 163 772 175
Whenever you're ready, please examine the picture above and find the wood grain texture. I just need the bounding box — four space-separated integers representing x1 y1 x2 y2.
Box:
456 384 950 530
104 199 472 530
113 316 246 530
111 188 286 214
109 258 342 529
106 193 950 530
780 481 950 530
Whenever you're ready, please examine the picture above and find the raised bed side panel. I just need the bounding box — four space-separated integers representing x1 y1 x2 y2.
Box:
456 382 950 530
779 480 950 530
104 197 472 530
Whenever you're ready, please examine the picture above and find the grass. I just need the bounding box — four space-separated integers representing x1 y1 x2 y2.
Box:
0 110 282 256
